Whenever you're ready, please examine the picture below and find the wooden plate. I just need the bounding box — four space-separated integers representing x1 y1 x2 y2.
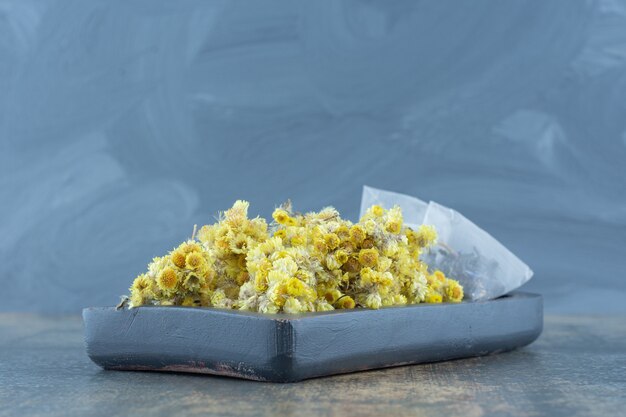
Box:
83 291 542 382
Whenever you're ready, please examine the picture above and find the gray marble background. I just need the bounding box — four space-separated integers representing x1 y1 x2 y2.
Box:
1 0 624 313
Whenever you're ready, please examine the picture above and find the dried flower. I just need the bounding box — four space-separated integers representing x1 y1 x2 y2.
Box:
171 250 187 268
157 267 178 294
358 248 379 268
335 296 356 309
185 252 204 270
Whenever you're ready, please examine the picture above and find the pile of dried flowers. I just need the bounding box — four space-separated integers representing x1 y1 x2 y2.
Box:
127 200 463 313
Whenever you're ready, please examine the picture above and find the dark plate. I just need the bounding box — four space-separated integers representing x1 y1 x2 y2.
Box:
83 291 542 382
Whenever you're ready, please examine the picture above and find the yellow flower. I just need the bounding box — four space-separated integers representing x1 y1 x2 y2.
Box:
283 297 303 313
211 289 232 308
259 299 280 314
215 235 230 253
362 219 377 234
444 280 464 303
349 225 366 245
315 300 335 311
130 291 147 308
325 254 341 270
236 271 249 286
182 296 197 306
361 238 375 249
236 254 247 270
199 265 215 283
254 273 268 292
324 233 340 250
130 274 153 293
358 248 379 268
157 267 178 293
365 293 382 309
290 234 306 246
272 208 291 225
285 277 306 297
225 200 249 228
359 267 376 286
385 220 402 234
335 296 356 309
230 233 250 254
268 270 289 284
129 276 154 307
273 250 290 260
382 241 399 257
198 287 213 306
273 229 287 239
339 240 355 253
393 294 408 305
171 250 187 269
323 289 342 303
334 250 348 265
196 225 214 244
377 256 392 272
335 225 350 240
416 225 437 247
272 257 298 275
313 238 328 254
180 241 201 254
342 256 360 273
424 289 443 304
379 271 393 288
370 205 384 217
185 252 205 270
268 284 287 307
183 272 205 291
294 269 312 283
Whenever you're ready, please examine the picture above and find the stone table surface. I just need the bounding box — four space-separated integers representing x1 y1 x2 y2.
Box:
0 314 624 417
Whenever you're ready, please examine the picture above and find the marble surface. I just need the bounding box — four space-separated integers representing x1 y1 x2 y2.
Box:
1 313 625 417
1 1 625 313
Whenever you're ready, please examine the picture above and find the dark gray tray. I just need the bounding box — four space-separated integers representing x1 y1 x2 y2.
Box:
83 291 542 382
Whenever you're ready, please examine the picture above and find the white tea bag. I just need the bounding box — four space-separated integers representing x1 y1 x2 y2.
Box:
360 186 533 301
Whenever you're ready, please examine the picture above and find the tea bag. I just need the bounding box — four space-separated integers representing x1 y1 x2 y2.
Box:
360 186 533 301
